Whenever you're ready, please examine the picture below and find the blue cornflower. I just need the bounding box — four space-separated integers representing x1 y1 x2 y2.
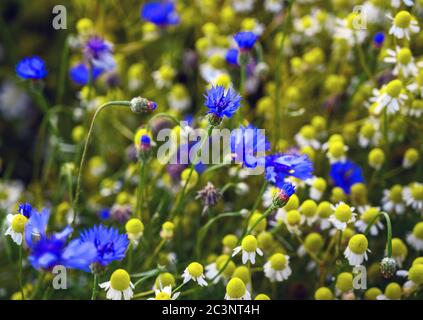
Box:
141 1 179 26
69 63 104 86
265 153 314 187
16 56 48 79
373 32 385 48
84 36 116 71
24 209 96 271
204 85 241 120
98 208 111 220
330 160 365 194
226 48 239 66
78 225 129 266
230 124 270 169
233 32 258 52
279 181 296 198
18 202 33 218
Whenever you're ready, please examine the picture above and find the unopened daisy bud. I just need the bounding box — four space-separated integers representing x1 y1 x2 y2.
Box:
336 272 353 293
125 218 144 246
206 255 236 282
130 96 157 113
311 115 327 133
286 210 302 229
314 287 334 300
403 148 419 169
344 234 369 266
233 266 251 285
160 221 175 240
392 238 408 267
257 231 274 252
182 262 207 286
350 183 368 206
380 282 402 300
222 234 238 254
304 233 324 253
255 294 271 300
331 187 346 203
99 269 134 300
264 253 292 282
310 177 327 200
154 272 176 290
272 182 296 208
368 148 385 170
76 18 93 36
408 264 423 285
248 211 267 233
72 125 85 143
180 168 199 189
317 201 333 230
364 287 382 300
225 277 251 300
300 199 318 226
233 235 263 264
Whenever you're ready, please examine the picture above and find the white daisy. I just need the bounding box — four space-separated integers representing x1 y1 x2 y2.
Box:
329 202 356 231
384 46 417 77
182 262 208 287
344 234 370 266
369 80 407 115
264 0 283 13
388 11 420 40
148 285 180 300
382 185 406 214
392 0 414 8
99 269 134 300
407 222 423 251
355 206 384 236
4 213 28 245
403 182 423 212
264 253 292 282
232 235 263 264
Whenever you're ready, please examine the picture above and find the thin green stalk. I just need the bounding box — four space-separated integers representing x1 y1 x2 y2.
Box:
136 160 146 219
18 245 24 300
169 125 214 219
72 101 131 226
91 274 99 300
30 272 45 300
56 35 70 104
274 0 294 144
364 211 393 257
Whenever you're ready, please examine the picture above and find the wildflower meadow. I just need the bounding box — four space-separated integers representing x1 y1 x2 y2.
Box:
1 0 423 303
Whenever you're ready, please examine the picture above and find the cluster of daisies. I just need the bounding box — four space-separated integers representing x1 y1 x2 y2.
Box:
2 0 423 300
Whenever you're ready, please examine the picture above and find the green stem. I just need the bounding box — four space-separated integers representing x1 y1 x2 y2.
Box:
274 0 294 144
18 244 24 300
72 101 131 226
136 160 146 219
30 272 45 300
169 125 214 220
364 211 393 257
56 35 70 104
245 181 268 228
91 274 99 300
